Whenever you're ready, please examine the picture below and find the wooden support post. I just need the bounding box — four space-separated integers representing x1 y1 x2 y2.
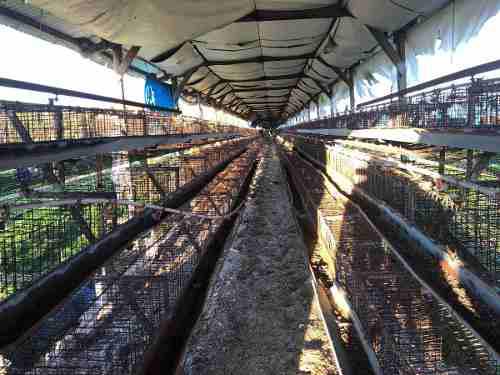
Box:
54 109 64 140
198 94 204 119
330 87 335 118
395 30 407 94
439 147 446 175
468 152 494 181
173 66 198 102
406 184 416 223
466 150 474 180
348 69 355 111
7 110 33 143
7 110 96 241
367 26 405 79
142 155 168 201
43 164 97 242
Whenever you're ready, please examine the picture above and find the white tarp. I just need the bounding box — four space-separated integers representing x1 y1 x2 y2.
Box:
354 50 396 104
331 81 350 114
15 0 461 118
348 0 448 32
32 0 255 59
406 0 500 85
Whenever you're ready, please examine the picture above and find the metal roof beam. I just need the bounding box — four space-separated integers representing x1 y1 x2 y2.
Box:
316 57 352 86
221 73 305 83
236 5 352 22
151 42 186 63
208 54 313 66
366 26 405 76
233 86 295 93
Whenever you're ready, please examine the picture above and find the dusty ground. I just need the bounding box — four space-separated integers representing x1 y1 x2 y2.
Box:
179 142 338 375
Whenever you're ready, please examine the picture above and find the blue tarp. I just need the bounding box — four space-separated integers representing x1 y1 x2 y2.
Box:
144 77 176 109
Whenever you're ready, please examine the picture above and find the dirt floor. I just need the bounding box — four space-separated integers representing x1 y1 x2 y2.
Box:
178 142 338 375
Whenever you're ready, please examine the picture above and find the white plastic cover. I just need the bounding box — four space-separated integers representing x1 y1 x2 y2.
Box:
406 0 500 85
354 51 396 104
32 0 255 59
331 81 350 114
348 0 448 32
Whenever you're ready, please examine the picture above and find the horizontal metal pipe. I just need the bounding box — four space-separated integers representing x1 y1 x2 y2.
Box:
357 59 500 107
0 77 180 113
0 134 235 169
0 146 248 347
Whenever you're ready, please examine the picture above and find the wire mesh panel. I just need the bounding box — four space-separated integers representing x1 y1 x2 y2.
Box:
0 137 254 303
288 135 500 289
0 101 255 145
0 141 260 374
281 146 498 374
287 78 500 132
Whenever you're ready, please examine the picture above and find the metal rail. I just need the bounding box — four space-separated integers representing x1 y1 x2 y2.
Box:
358 59 500 107
0 77 180 113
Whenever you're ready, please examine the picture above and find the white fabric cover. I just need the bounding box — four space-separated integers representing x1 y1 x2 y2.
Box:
331 81 350 114
321 17 377 68
32 0 255 58
406 0 500 85
155 43 204 77
21 0 461 118
354 50 396 103
348 0 448 32
256 0 337 11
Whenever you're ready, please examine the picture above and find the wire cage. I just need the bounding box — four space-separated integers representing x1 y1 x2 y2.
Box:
289 136 500 289
0 137 253 303
290 78 500 131
0 100 254 145
0 141 260 374
280 145 498 375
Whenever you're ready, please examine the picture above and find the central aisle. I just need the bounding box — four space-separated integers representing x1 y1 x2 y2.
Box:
179 141 339 375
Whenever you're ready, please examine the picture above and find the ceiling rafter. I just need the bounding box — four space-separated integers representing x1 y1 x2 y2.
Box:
236 4 353 22
219 73 305 83
186 72 211 87
240 94 289 100
233 85 295 93
280 6 348 120
316 56 351 86
207 53 314 66
189 42 251 114
365 26 405 76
